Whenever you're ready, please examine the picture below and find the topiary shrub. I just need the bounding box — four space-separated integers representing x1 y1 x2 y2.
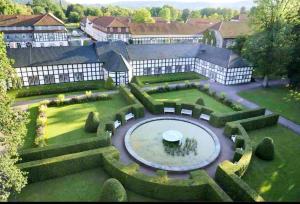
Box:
196 97 205 106
104 77 115 90
255 137 275 161
99 178 127 202
84 112 100 133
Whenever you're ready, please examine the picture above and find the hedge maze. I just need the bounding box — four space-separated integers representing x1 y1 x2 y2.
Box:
16 81 282 202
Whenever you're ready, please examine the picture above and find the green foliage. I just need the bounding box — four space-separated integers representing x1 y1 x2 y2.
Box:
0 0 32 15
19 136 110 162
18 147 118 183
0 33 28 201
133 72 203 85
12 80 106 98
209 108 266 127
243 0 300 87
195 97 205 105
202 30 216 45
158 7 171 22
215 161 264 202
102 154 232 201
132 8 154 23
35 104 48 147
255 137 275 161
84 112 100 133
99 178 127 202
31 0 66 20
104 77 115 90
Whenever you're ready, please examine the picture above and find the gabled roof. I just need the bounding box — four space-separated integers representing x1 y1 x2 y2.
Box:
210 21 252 38
0 13 64 27
99 50 130 72
7 42 250 70
92 16 130 28
6 45 98 67
186 18 220 26
129 22 207 35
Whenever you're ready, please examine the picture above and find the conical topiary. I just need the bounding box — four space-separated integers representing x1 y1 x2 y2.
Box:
255 137 275 161
99 178 127 202
196 97 205 106
84 112 100 133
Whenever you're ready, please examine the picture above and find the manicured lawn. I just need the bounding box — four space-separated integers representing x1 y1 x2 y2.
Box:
151 88 233 113
238 87 300 124
45 94 129 145
242 125 300 201
9 167 159 202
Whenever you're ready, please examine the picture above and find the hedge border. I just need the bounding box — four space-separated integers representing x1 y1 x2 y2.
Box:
215 114 279 202
102 154 232 201
18 146 118 183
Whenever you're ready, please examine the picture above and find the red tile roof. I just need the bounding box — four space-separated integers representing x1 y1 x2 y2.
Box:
0 13 64 27
92 16 130 28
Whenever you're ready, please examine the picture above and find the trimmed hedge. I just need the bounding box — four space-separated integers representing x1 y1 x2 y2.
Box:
100 178 127 202
224 114 279 136
47 94 112 107
196 97 205 106
18 147 119 183
119 85 141 106
255 137 275 161
19 136 112 162
84 112 100 133
13 80 107 98
132 72 203 86
103 154 232 201
130 83 163 114
215 161 264 202
209 108 266 128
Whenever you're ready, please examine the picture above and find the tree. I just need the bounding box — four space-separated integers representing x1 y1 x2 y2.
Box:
150 7 161 17
242 0 300 87
229 35 248 55
240 6 247 14
99 178 127 202
162 5 179 21
0 33 28 201
181 9 190 22
68 11 81 23
190 10 201 18
158 7 171 22
0 0 32 15
32 6 46 14
132 8 154 23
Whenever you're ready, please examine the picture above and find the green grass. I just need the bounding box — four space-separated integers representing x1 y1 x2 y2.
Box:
238 87 300 124
133 72 207 86
151 88 233 113
242 125 300 201
9 167 159 202
45 94 129 145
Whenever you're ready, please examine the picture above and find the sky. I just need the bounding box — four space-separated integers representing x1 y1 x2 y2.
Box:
67 0 252 5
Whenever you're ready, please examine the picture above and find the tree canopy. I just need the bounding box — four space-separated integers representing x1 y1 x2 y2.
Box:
132 8 154 23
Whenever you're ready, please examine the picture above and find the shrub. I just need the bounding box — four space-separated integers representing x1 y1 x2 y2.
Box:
203 83 210 93
232 103 243 111
85 90 92 98
219 92 227 101
99 178 127 202
104 77 115 90
196 97 205 106
84 112 100 133
57 94 65 105
13 81 106 98
255 137 275 161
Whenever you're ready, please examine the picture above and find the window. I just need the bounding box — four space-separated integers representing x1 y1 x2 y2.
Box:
185 65 192 72
74 72 84 81
59 73 70 82
110 27 113 32
175 65 182 73
28 75 40 85
154 67 162 75
44 75 55 84
165 66 172 74
118 27 121 33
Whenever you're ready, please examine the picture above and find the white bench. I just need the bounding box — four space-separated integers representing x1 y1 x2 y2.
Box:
125 113 135 121
199 113 210 121
231 135 238 143
114 120 121 129
164 107 175 114
181 109 193 116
